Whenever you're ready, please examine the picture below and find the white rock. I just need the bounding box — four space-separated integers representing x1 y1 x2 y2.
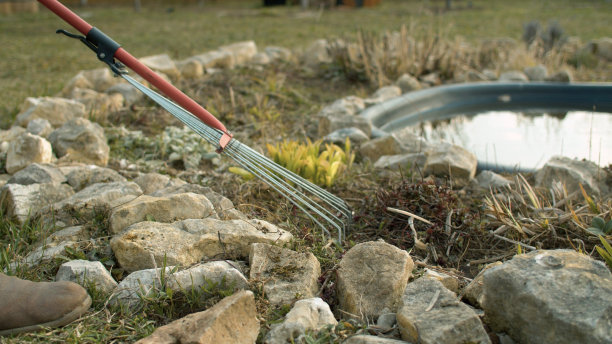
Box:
189 50 235 69
56 260 118 294
6 133 53 174
6 163 66 185
424 143 478 183
499 71 529 82
16 97 86 128
140 54 180 78
48 118 109 166
303 39 332 66
364 86 401 106
265 298 337 344
26 118 53 138
60 164 126 191
219 41 258 65
0 182 74 224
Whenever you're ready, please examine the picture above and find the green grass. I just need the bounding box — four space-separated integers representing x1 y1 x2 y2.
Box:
1 0 611 127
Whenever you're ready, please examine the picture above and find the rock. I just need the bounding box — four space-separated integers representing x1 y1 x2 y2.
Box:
397 278 491 344
374 153 427 170
364 86 402 106
265 297 337 344
343 335 408 344
251 52 271 65
108 192 217 234
62 68 120 94
0 175 9 188
167 261 249 293
132 172 185 195
337 241 413 322
482 69 498 80
26 118 53 138
482 250 612 344
462 261 502 308
423 144 478 183
110 267 171 307
456 70 489 83
6 163 66 185
523 65 548 81
111 218 292 272
585 37 612 61
499 71 529 82
318 113 373 138
303 39 332 66
6 133 53 174
419 72 441 87
422 268 460 293
376 312 397 329
219 41 258 65
48 118 109 166
106 83 144 106
264 46 293 61
545 69 573 82
68 87 123 120
140 54 180 79
151 183 245 220
60 164 127 191
318 96 366 118
359 135 404 162
0 126 26 143
11 226 90 268
535 156 609 196
473 170 512 189
135 290 259 344
15 97 86 128
396 73 422 93
249 243 321 306
392 130 431 153
323 127 370 145
189 50 235 69
40 181 142 227
0 182 74 224
56 260 118 294
176 59 204 79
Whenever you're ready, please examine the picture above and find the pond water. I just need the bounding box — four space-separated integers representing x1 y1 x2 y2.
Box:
396 111 612 171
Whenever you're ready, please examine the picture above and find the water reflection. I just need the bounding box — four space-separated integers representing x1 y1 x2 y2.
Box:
396 111 611 170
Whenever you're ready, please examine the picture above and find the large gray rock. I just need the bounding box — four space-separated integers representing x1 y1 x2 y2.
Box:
535 156 609 196
6 163 66 185
39 181 142 227
6 133 53 174
56 260 118 294
424 143 477 183
219 41 258 65
374 153 427 170
265 297 337 344
482 250 612 344
135 290 259 344
545 70 573 82
48 118 109 166
110 267 171 307
249 243 321 307
26 118 53 138
15 97 86 128
0 183 74 224
337 241 413 322
585 37 612 61
67 88 123 120
167 261 249 293
323 127 370 145
132 172 185 195
397 278 491 344
523 65 548 81
391 130 431 154
108 192 217 234
462 261 502 308
59 164 126 191
111 218 292 272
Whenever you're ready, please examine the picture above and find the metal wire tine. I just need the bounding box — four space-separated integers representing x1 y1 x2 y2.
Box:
121 74 352 242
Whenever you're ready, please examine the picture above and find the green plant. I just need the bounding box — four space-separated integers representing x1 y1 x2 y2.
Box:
587 217 612 236
266 138 354 188
595 235 612 269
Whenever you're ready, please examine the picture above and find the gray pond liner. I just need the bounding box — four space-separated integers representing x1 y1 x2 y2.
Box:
360 82 612 172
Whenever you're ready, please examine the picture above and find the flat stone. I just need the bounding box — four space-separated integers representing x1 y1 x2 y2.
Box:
11 226 90 269
132 172 185 195
48 118 109 166
323 127 370 145
135 290 259 344
16 97 86 128
482 250 612 344
359 135 404 162
108 192 217 234
265 297 337 344
219 41 258 65
535 156 609 196
0 183 74 224
392 130 432 153
60 164 127 191
56 259 118 294
424 143 478 183
39 181 142 227
249 243 321 306
337 241 413 322
111 218 292 272
6 133 53 174
397 278 491 344
110 267 171 307
422 268 460 293
167 261 249 293
374 153 427 170
6 163 66 185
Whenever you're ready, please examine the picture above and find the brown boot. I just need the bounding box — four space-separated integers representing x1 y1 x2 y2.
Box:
0 273 91 336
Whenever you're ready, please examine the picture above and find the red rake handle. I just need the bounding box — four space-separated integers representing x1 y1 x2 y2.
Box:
37 0 232 149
